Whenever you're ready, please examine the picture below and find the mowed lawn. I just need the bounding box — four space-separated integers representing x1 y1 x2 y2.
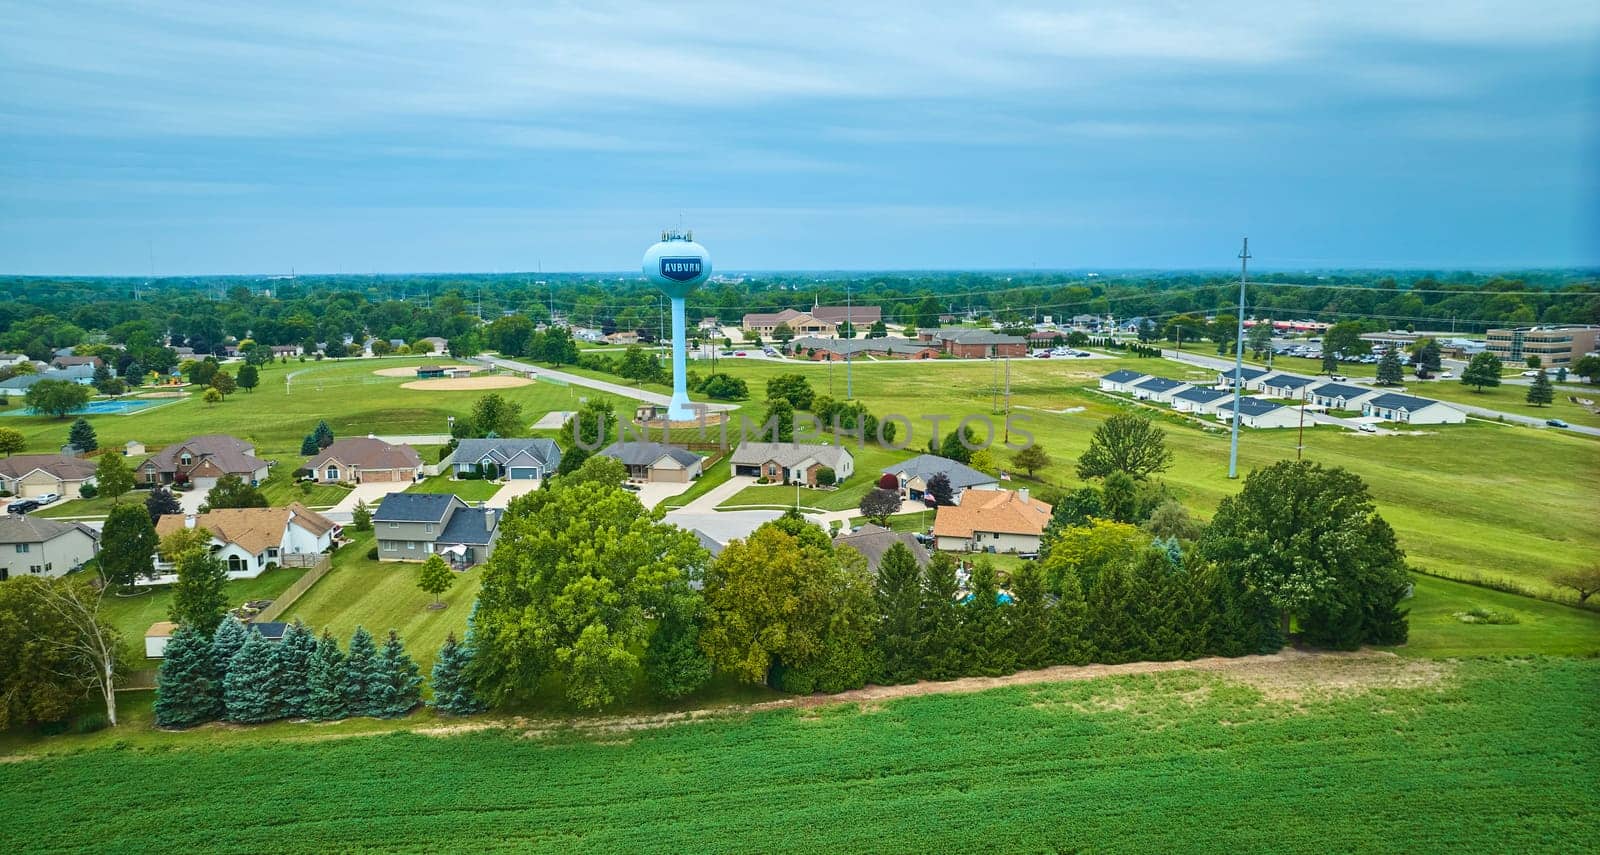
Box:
704 356 1600 601
97 566 308 648
407 472 504 503
1 658 1595 852
279 531 483 673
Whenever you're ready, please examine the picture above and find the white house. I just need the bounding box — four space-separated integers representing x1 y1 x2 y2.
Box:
1217 366 1271 390
1258 373 1318 400
1098 369 1149 394
0 515 99 581
1361 392 1467 426
1308 382 1380 411
932 488 1053 554
1216 396 1303 429
1130 376 1192 404
152 503 339 581
1170 386 1234 415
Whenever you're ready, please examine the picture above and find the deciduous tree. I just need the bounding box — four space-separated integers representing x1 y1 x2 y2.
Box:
202 474 267 510
765 373 814 410
1076 412 1172 480
470 393 522 437
100 502 158 591
94 451 134 504
858 487 900 525
1460 352 1503 392
164 527 229 636
0 426 24 456
1012 443 1051 477
418 554 454 607
925 472 954 506
236 363 259 392
23 379 91 418
145 485 181 523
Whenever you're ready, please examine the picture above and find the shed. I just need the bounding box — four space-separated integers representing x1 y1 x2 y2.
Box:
124 440 146 456
145 621 176 659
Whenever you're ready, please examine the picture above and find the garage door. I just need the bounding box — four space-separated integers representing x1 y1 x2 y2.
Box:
734 464 761 478
190 477 219 490
508 467 539 480
19 482 59 498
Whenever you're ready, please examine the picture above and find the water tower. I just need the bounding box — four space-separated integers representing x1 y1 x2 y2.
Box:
642 228 711 420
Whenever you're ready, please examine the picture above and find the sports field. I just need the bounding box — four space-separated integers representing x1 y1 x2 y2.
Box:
1 657 1594 853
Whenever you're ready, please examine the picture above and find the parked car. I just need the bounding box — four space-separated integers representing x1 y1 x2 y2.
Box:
1329 374 1348 382
6 499 40 514
1520 370 1541 378
1546 419 1569 428
620 482 641 492
1357 423 1378 434
1033 351 1051 358
33 492 59 505
733 351 747 357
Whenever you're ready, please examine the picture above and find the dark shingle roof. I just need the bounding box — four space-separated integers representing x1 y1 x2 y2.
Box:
1365 392 1443 411
0 514 98 545
881 454 998 490
1219 366 1271 382
437 507 498 545
834 524 930 574
453 438 562 470
372 492 460 523
1173 387 1231 404
1231 397 1286 416
248 622 288 640
1133 376 1187 393
599 441 701 468
1310 382 1371 400
1261 373 1316 391
1101 369 1147 383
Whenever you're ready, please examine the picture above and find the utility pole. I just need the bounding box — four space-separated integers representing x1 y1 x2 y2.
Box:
1227 238 1250 480
1296 385 1308 460
845 280 853 399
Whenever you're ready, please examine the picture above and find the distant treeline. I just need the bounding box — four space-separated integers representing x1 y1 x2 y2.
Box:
1 270 1595 359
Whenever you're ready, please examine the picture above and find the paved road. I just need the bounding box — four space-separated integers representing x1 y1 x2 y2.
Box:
1162 349 1600 437
474 356 737 411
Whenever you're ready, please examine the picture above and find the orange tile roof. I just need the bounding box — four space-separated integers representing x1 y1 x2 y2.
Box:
931 489 1053 539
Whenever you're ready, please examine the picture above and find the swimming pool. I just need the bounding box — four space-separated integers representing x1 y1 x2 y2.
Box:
2 398 173 417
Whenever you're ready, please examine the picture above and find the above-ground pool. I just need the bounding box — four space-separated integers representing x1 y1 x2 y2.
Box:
2 398 174 417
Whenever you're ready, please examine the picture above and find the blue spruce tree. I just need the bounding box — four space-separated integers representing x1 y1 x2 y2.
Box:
273 620 317 719
223 629 281 723
372 629 423 718
429 632 486 715
154 625 223 728
211 617 247 716
343 626 383 717
305 631 349 720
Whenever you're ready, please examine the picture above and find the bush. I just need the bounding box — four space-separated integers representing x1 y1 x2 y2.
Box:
74 713 109 734
816 467 836 487
366 546 379 560
77 482 99 499
38 718 70 736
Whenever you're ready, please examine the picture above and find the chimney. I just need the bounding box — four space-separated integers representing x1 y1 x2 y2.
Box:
1018 488 1029 503
184 514 197 528
486 508 498 528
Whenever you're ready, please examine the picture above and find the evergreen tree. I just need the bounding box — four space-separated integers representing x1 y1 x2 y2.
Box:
1376 350 1403 385
299 434 320 456
1129 548 1185 661
67 417 97 452
153 626 223 728
873 543 923 684
1086 563 1144 664
343 626 383 717
430 632 487 715
273 620 318 719
222 629 280 723
1205 564 1279 657
351 500 373 532
314 419 335 449
1039 486 1103 558
1051 568 1093 665
1101 470 1140 523
305 631 349 720
1008 563 1054 670
917 553 965 680
211 616 247 680
1526 369 1553 407
372 629 423 717
961 559 1014 676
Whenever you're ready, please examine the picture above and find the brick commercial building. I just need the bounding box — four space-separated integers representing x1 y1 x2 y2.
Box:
1484 325 1600 367
917 329 1027 358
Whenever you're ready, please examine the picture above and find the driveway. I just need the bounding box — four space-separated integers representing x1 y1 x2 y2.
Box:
631 479 694 508
668 474 758 513
177 486 211 514
486 479 542 508
324 482 399 523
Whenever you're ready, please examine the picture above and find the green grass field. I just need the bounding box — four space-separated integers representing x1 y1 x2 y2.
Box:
407 471 504 502
2 658 1595 852
277 531 484 673
98 566 308 650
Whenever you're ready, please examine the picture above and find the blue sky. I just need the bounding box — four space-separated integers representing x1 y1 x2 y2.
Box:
2 1 1597 274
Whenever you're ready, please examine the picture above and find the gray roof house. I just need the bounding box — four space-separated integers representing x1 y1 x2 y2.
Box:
0 515 99 581
1308 382 1379 410
449 438 562 480
0 365 97 398
730 442 855 487
1130 376 1193 403
1361 393 1467 425
1217 365 1272 389
371 493 501 567
834 523 930 574
1258 373 1318 398
1098 369 1150 393
1215 396 1302 429
880 454 1000 504
600 441 704 483
1171 386 1234 414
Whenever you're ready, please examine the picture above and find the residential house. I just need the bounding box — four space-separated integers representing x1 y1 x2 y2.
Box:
604 331 642 345
1170 386 1234 415
155 503 339 579
697 316 721 334
270 345 302 358
1216 366 1272 390
1361 393 1468 425
917 329 1027 358
1130 376 1193 404
0 454 98 499
1258 373 1318 399
599 441 703 483
730 442 854 486
306 437 422 484
140 434 271 488
834 523 930 574
0 352 28 369
931 488 1053 554
0 515 99 581
1098 369 1150 394
50 355 104 371
1216 396 1301 429
0 365 97 398
880 454 1000 504
371 493 500 566
417 336 449 355
448 438 562 481
1308 382 1379 411
787 336 938 361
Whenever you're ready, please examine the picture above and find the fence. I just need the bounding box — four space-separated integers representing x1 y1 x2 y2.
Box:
253 553 334 623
